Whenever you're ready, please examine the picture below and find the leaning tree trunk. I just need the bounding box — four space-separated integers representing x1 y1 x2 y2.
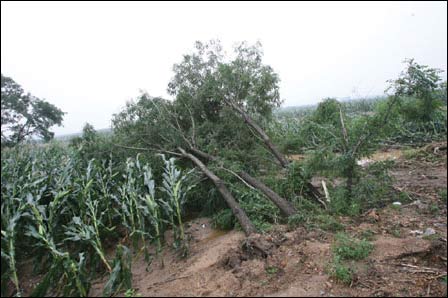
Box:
226 101 323 203
228 101 290 168
239 171 297 217
188 147 298 217
178 148 257 236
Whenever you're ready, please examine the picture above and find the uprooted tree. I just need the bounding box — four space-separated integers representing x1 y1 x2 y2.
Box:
113 40 325 235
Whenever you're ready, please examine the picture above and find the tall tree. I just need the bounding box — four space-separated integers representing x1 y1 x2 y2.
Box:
1 74 65 146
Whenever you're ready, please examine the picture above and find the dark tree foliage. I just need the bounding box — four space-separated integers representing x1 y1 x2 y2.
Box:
114 41 284 171
1 74 65 146
168 40 282 126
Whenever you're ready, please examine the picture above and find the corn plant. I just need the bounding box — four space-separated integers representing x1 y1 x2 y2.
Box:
1 142 199 296
64 213 112 273
159 155 195 254
1 200 27 297
114 157 148 251
26 194 89 297
140 164 164 267
103 244 132 297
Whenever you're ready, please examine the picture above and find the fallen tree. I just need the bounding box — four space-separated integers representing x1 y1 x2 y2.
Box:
112 40 327 237
225 100 324 204
188 147 297 217
238 171 296 217
178 148 257 236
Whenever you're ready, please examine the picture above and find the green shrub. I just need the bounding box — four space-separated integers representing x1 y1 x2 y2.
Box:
287 213 308 228
332 233 373 261
329 258 353 285
314 215 345 232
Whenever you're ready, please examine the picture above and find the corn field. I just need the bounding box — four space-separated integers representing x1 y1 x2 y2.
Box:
1 143 195 297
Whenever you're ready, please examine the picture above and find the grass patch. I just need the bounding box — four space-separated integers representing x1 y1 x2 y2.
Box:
313 214 345 232
288 213 345 232
422 233 441 241
124 288 141 297
287 213 308 228
429 204 440 215
328 233 373 285
388 226 402 238
438 189 447 204
332 233 373 261
328 257 353 285
440 275 447 284
265 266 279 275
403 148 421 160
358 229 375 241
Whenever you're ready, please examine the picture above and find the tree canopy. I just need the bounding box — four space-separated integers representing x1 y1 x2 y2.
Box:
113 40 284 169
1 74 65 146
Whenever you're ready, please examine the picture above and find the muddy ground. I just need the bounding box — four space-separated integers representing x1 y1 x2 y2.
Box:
19 142 448 297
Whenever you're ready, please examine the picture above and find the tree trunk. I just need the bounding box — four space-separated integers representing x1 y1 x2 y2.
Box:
226 101 323 202
239 171 297 217
189 147 218 162
188 147 298 217
227 101 290 168
178 148 257 236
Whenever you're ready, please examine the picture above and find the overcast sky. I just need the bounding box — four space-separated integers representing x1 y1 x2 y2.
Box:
2 1 447 135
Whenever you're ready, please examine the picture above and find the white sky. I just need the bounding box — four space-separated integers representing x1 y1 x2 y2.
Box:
1 1 447 135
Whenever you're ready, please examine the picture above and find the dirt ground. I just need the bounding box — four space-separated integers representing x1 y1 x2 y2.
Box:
19 142 448 297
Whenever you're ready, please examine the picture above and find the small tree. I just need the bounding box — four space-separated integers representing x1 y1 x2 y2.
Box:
387 59 445 122
1 74 65 146
300 95 398 214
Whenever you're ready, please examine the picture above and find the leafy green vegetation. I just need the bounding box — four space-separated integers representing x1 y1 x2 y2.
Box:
1 74 65 146
1 40 446 296
328 233 373 285
265 266 279 275
332 233 373 261
328 257 354 285
1 143 194 296
439 189 447 204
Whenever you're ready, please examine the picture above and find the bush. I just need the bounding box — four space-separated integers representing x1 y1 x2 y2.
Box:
332 233 373 261
327 161 395 215
314 215 345 232
327 233 373 285
328 257 354 285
